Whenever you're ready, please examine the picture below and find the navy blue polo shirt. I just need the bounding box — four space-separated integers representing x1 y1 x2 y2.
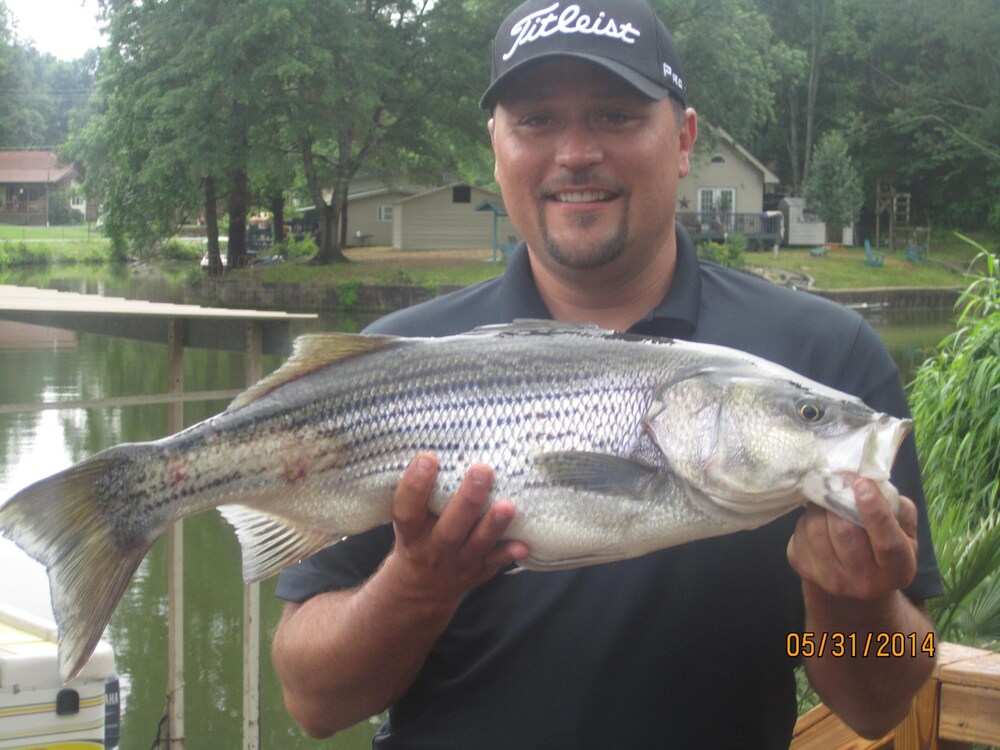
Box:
276 227 941 749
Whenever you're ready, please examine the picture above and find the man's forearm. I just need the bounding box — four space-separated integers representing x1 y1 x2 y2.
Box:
273 552 461 738
802 582 937 739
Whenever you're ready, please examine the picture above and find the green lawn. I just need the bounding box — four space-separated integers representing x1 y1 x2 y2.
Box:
2 222 994 292
746 232 991 290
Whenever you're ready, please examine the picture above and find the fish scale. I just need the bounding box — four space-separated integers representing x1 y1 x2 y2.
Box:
0 320 911 681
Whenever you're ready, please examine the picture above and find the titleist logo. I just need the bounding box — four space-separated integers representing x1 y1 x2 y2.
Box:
502 3 641 61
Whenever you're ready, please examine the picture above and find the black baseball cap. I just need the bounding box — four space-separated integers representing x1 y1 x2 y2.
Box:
480 0 687 111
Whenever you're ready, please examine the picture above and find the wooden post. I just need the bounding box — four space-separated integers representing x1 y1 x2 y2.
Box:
243 322 263 750
166 319 186 748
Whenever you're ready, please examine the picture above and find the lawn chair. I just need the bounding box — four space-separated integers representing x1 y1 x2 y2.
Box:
864 239 885 267
906 243 926 264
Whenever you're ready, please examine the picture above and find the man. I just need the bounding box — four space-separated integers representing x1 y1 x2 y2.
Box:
273 1 942 746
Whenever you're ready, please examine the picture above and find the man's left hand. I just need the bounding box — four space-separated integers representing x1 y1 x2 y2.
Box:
787 477 918 600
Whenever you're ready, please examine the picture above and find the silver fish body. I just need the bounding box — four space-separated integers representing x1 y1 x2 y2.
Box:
0 320 910 680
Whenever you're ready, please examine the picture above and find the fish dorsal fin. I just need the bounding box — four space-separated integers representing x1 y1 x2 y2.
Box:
226 332 400 413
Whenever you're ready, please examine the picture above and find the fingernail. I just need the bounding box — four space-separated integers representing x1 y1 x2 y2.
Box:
470 467 491 487
855 479 877 504
414 455 434 475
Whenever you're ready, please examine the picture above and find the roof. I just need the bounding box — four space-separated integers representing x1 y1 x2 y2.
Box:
709 128 780 186
0 151 77 184
395 182 502 206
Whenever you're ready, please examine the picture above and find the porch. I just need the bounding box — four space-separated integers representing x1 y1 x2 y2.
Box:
1 189 49 226
677 210 784 250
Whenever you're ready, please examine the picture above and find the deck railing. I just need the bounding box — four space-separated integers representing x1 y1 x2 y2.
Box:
675 211 783 249
791 641 1000 749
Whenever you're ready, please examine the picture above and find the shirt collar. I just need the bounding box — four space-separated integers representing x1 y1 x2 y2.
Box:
497 224 701 336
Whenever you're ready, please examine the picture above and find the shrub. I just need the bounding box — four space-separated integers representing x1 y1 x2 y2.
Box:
159 238 203 262
283 236 317 260
909 236 1000 647
697 233 746 269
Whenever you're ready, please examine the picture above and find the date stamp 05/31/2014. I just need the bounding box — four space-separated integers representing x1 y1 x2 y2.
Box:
786 631 936 659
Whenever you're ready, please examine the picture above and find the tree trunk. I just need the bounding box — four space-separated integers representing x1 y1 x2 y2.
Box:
339 190 349 248
787 88 802 196
801 2 825 191
269 193 285 247
204 177 224 276
227 169 251 268
301 137 349 263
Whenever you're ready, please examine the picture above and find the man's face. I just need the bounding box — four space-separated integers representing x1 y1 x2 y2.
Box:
489 59 695 277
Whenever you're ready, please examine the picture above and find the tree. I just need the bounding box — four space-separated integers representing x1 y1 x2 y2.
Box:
852 0 1000 230
653 0 788 145
262 0 497 263
804 131 863 242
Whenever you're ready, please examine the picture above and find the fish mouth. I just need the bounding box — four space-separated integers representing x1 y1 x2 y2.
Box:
803 414 912 525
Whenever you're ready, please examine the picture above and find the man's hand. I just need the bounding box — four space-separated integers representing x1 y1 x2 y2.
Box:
787 477 918 599
385 453 530 600
787 477 936 739
273 453 528 738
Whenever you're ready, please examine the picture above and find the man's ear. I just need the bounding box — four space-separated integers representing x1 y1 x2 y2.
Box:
678 108 698 179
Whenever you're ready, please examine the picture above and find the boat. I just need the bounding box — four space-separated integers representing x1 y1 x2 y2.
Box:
0 604 119 749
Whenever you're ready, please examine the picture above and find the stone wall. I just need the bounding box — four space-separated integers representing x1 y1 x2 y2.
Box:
808 286 962 310
195 277 962 315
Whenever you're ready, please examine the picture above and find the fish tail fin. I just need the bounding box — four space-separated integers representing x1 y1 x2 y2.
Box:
0 451 155 682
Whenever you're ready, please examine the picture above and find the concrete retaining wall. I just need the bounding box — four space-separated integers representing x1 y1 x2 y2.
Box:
193 279 466 312
807 286 962 310
195 278 962 315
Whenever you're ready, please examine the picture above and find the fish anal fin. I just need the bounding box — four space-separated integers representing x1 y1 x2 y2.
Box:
534 451 662 499
218 505 339 582
227 333 400 413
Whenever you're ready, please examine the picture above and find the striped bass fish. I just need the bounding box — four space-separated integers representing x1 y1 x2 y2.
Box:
0 320 910 681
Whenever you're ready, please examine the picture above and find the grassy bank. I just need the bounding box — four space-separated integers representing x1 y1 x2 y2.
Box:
242 231 992 291
2 223 994 291
0 224 112 266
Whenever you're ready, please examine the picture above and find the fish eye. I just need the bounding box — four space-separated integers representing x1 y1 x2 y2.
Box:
796 401 825 422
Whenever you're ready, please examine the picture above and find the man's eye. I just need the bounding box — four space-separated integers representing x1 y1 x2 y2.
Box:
601 111 635 125
519 114 554 128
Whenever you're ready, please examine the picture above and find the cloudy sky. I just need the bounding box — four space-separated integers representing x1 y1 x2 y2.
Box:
5 0 104 60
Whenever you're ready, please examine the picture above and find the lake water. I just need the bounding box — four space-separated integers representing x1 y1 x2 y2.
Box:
0 269 955 748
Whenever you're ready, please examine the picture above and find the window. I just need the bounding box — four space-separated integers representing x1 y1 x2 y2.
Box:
699 188 735 215
452 185 471 203
377 205 393 222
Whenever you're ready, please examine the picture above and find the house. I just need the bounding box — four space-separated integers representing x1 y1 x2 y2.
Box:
0 151 88 226
676 128 782 248
343 176 425 247
390 183 518 251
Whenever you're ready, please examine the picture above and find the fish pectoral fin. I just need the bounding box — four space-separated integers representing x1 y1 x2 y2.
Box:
534 451 662 498
218 505 340 582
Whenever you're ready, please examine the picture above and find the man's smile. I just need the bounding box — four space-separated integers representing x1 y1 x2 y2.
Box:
548 189 617 203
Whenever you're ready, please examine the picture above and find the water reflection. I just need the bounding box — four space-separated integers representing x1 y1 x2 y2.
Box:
0 268 956 748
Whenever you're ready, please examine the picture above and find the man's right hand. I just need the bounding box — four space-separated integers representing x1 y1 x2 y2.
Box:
386 453 529 601
273 454 527 738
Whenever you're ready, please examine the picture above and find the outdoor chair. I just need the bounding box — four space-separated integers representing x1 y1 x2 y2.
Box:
864 239 885 267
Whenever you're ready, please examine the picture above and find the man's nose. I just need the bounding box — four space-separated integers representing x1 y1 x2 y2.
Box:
554 124 604 169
